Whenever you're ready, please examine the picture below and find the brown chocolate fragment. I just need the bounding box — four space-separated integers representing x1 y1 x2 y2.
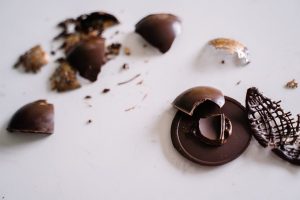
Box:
14 45 48 73
122 63 129 70
135 14 181 53
7 100 54 134
66 37 106 82
102 88 110 93
50 61 81 92
285 79 298 89
84 95 92 99
246 87 300 165
87 119 92 124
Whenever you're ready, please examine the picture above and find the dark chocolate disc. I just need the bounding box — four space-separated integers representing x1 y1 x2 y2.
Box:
171 96 252 166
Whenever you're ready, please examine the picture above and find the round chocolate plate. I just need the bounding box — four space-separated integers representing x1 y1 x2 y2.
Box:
171 96 252 166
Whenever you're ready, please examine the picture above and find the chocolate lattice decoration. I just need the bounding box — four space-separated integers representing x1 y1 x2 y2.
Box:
246 87 300 165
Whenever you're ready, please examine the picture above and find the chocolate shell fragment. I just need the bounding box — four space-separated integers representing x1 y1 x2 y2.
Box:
246 87 300 165
14 45 48 73
66 37 106 82
208 38 250 66
7 100 54 134
135 14 181 53
171 86 252 166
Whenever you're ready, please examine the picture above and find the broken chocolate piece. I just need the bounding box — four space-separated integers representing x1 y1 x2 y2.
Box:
246 87 300 165
7 100 54 134
195 114 232 146
286 79 298 89
135 13 181 53
50 61 81 92
208 38 250 66
14 45 48 73
66 37 106 82
172 93 252 166
173 86 225 116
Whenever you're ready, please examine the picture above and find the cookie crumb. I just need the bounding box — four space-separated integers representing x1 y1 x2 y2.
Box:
124 47 131 55
286 79 298 89
221 60 225 64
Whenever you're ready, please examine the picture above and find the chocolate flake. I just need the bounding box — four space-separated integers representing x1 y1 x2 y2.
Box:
122 63 129 70
87 119 92 124
117 74 141 85
84 95 92 99
14 45 48 73
102 88 110 93
285 79 298 89
246 87 300 165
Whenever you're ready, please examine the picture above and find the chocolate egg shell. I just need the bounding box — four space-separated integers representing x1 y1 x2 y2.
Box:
173 86 225 116
135 13 181 53
66 37 106 82
7 100 54 134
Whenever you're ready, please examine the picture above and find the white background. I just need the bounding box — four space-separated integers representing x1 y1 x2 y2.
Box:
0 0 300 199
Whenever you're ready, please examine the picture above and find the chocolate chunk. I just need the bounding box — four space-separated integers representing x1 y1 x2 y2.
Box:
66 37 106 82
135 14 181 53
172 96 251 166
14 45 48 73
7 100 54 134
50 61 81 92
171 86 251 166
246 87 300 165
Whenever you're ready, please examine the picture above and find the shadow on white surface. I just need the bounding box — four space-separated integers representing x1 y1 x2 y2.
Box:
122 32 161 58
0 118 50 149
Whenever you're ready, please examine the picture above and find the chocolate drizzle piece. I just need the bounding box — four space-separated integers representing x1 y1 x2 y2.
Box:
246 87 300 165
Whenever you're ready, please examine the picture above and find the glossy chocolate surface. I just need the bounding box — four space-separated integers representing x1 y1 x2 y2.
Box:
66 37 106 82
171 97 252 166
173 86 225 116
7 100 54 134
135 14 181 53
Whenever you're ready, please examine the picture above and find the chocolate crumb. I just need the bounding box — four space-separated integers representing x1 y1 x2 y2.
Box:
118 74 141 85
221 60 225 64
51 51 56 55
87 119 92 124
125 106 135 112
285 79 298 89
85 95 92 99
236 80 241 85
122 63 129 70
102 88 110 93
106 43 122 57
124 47 131 55
14 45 48 73
136 80 143 85
50 61 81 92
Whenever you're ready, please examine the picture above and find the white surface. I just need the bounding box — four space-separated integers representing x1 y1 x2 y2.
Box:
0 0 300 199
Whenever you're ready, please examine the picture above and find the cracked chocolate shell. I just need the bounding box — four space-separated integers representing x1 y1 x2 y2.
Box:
135 13 181 53
208 38 250 66
7 100 54 134
171 86 252 166
66 37 106 82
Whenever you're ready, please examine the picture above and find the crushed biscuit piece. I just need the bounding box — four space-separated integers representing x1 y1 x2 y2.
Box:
14 45 48 73
124 47 131 55
286 79 298 89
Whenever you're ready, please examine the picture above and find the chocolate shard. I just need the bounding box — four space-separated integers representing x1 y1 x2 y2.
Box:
194 114 232 146
76 12 119 34
7 100 54 134
66 37 106 82
172 86 225 116
135 13 181 53
246 87 300 165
